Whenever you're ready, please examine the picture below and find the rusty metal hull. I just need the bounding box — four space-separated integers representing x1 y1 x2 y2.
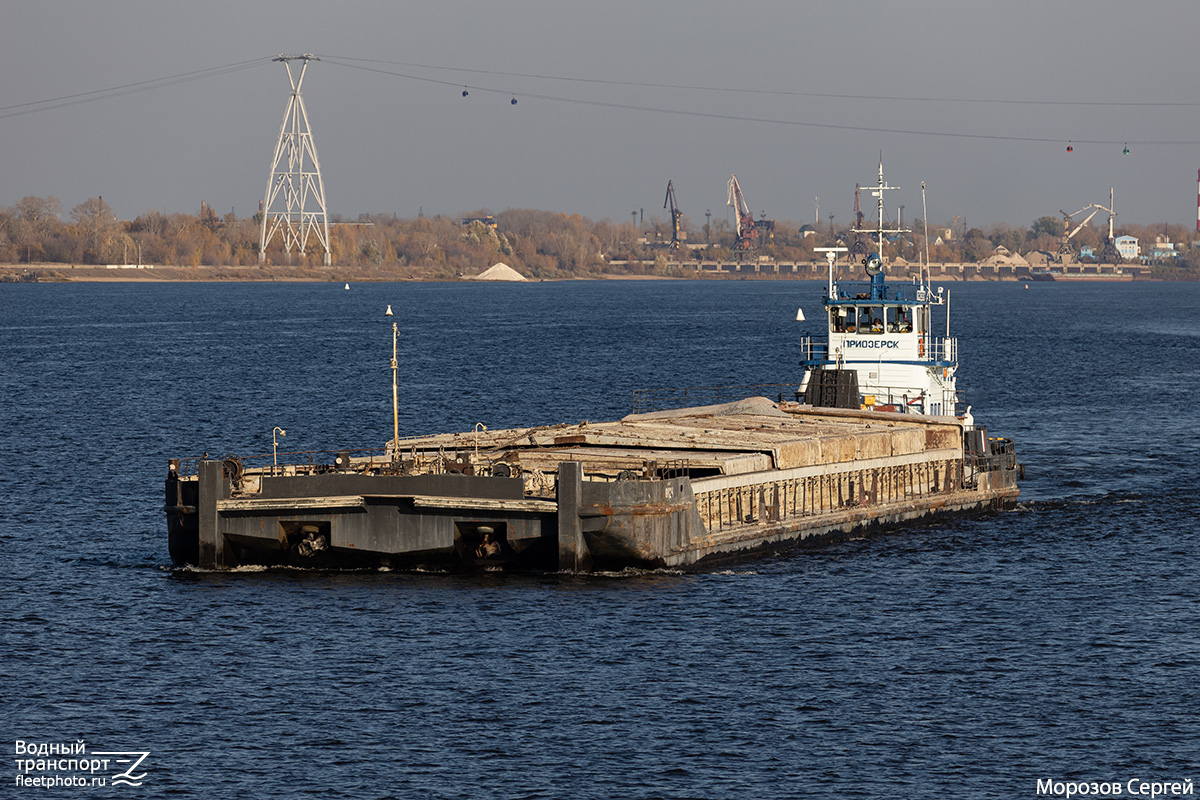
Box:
164 398 1020 572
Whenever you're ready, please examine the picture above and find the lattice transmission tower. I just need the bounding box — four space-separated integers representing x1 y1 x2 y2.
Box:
259 54 331 266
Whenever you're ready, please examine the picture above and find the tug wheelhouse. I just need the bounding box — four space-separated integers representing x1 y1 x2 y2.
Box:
799 161 969 424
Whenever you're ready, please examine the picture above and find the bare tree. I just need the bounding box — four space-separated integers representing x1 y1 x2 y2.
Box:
71 197 120 263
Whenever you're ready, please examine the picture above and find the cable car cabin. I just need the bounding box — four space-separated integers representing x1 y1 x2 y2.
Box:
799 256 966 421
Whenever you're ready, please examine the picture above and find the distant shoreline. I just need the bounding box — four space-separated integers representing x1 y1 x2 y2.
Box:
0 262 1174 284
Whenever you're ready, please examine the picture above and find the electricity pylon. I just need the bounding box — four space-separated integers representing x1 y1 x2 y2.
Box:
259 54 331 266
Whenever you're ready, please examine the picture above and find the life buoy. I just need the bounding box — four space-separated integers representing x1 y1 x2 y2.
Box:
919 340 925 357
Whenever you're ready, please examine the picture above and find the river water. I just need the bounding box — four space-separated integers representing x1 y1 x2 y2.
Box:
2 278 1198 799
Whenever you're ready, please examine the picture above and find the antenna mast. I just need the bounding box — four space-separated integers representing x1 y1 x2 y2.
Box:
921 181 929 287
872 158 898 254
259 54 332 266
852 157 906 261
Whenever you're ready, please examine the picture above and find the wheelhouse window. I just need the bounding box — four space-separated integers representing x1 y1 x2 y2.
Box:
859 306 883 334
888 306 913 333
831 306 858 332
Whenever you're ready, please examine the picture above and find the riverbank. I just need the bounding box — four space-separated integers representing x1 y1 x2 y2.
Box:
0 261 1175 283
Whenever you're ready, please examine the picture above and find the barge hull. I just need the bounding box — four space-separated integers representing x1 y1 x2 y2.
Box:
166 399 1019 572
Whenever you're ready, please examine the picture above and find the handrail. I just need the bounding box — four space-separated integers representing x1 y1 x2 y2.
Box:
172 446 392 477
830 280 942 304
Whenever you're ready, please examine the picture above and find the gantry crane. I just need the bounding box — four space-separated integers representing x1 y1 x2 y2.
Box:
663 180 683 250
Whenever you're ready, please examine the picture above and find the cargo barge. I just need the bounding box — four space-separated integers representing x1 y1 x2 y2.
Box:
163 162 1019 572
166 398 1018 571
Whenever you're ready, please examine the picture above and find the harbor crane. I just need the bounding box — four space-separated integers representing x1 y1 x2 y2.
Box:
727 175 757 254
663 180 684 250
1059 189 1119 263
726 175 774 257
1097 188 1120 264
849 183 869 257
1057 204 1103 263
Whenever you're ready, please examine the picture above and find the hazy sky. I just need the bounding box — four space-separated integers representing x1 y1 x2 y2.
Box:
4 1 1199 230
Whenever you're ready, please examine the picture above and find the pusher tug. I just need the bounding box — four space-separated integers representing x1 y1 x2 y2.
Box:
801 159 969 422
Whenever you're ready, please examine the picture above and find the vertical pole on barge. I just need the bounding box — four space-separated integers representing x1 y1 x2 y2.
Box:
197 460 231 568
390 318 400 459
557 461 591 572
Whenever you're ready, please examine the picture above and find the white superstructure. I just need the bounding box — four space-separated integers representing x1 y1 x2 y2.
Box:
800 160 969 424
